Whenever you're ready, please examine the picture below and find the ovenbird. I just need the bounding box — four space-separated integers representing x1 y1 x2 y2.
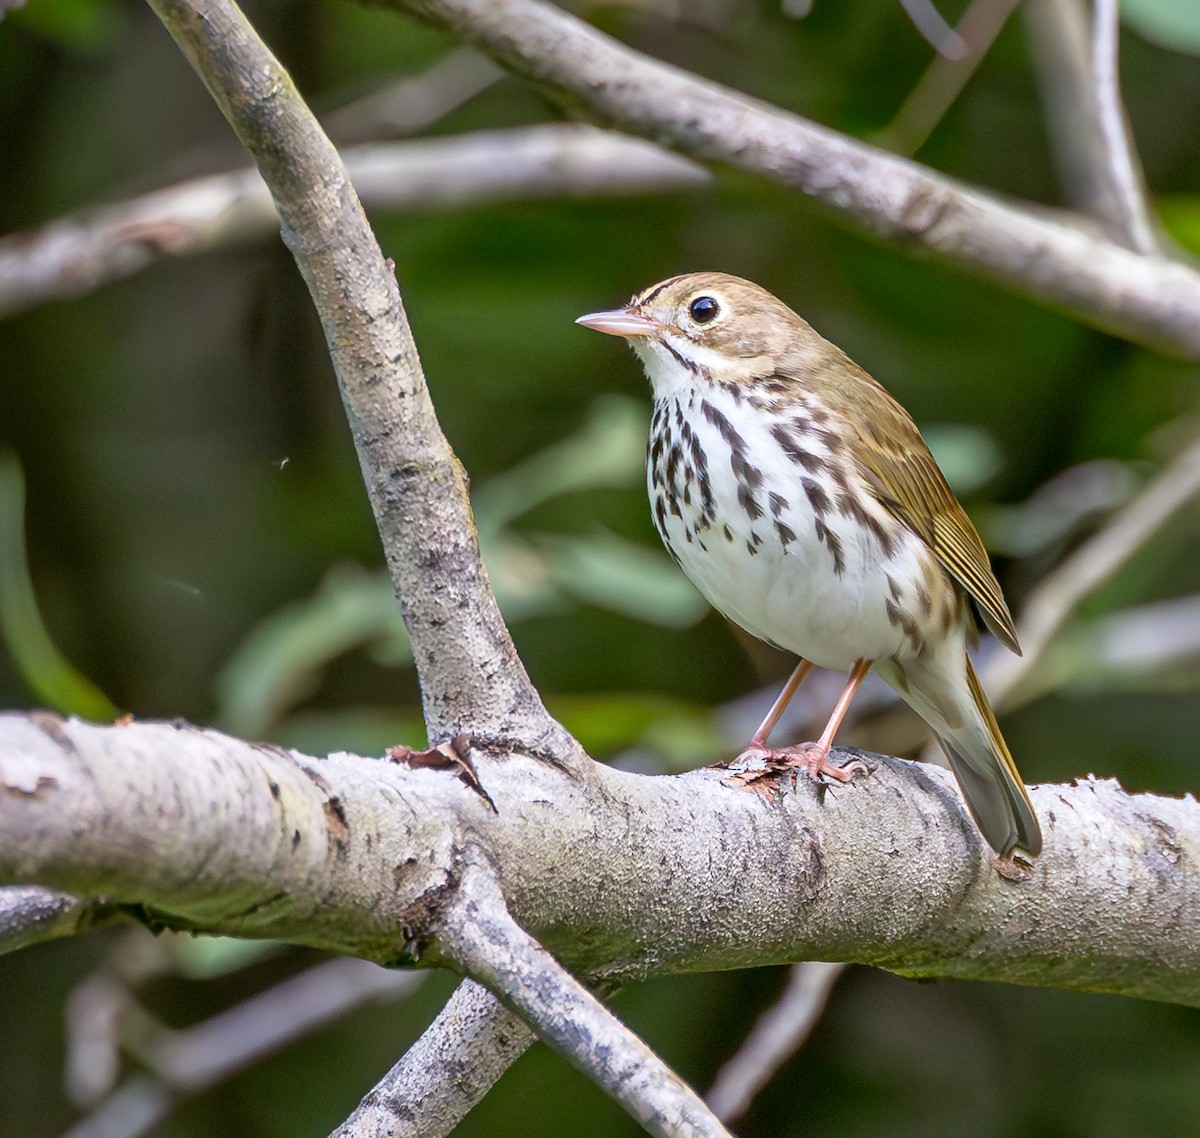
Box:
577 272 1041 857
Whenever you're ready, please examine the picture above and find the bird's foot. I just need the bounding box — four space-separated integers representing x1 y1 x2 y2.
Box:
726 743 866 785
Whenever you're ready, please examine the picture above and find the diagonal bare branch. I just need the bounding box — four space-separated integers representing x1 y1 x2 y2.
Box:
705 961 847 1124
441 863 733 1138
882 0 1025 155
144 0 577 754
58 957 424 1138
389 0 1200 359
329 979 533 1138
322 49 504 142
987 430 1200 709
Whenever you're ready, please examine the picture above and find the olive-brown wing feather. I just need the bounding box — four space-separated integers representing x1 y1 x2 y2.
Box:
840 372 1021 656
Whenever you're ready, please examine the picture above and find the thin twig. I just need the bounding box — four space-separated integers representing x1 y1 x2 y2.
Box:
705 961 847 1123
442 863 734 1138
323 49 505 142
390 0 1200 358
896 0 968 59
882 0 1025 155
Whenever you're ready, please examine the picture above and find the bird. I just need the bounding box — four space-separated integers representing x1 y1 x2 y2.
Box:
576 272 1041 858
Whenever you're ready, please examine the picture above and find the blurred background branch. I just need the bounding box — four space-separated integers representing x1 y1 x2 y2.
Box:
58 946 425 1138
879 0 1025 154
1025 0 1160 251
0 127 707 318
394 0 1200 357
704 960 847 1124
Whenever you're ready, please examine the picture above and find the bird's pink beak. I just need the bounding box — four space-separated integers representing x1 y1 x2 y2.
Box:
575 308 658 338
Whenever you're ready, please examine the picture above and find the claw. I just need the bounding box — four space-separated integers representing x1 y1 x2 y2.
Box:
726 743 866 786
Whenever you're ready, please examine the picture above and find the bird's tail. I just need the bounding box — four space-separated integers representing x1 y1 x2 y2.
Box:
934 656 1041 857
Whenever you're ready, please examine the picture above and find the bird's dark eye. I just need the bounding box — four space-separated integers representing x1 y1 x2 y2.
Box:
689 295 720 324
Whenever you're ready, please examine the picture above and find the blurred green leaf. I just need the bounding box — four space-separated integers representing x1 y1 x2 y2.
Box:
0 451 115 721
545 690 721 762
533 527 707 629
1157 195 1200 254
167 936 286 980
1122 0 1200 54
215 563 408 739
7 0 122 51
921 423 1004 496
471 394 646 536
274 707 429 757
217 396 665 739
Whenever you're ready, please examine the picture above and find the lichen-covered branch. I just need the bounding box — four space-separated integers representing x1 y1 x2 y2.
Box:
390 0 1200 359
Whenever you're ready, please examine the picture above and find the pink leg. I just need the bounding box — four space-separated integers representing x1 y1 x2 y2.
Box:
735 659 871 783
748 659 814 748
812 659 871 753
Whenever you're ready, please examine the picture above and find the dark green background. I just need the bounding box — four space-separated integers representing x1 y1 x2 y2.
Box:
3 0 1200 1134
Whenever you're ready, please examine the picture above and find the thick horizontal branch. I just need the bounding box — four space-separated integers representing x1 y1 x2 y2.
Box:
0 125 707 318
3 712 1200 1006
393 0 1200 358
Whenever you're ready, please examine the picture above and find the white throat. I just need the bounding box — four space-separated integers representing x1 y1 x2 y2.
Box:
630 333 770 399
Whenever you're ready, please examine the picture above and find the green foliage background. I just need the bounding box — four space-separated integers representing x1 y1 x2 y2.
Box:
3 0 1200 1135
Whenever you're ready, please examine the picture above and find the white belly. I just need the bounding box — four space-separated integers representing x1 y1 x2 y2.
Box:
648 389 939 672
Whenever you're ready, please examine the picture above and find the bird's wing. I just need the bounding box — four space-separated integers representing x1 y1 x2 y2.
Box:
842 370 1021 656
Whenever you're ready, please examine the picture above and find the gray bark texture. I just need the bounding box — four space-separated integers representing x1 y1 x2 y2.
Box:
3 712 1199 1005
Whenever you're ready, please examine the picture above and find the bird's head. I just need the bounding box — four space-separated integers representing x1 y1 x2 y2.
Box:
576 272 816 396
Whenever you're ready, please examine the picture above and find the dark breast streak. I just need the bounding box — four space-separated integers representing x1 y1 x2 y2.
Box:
649 394 854 575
